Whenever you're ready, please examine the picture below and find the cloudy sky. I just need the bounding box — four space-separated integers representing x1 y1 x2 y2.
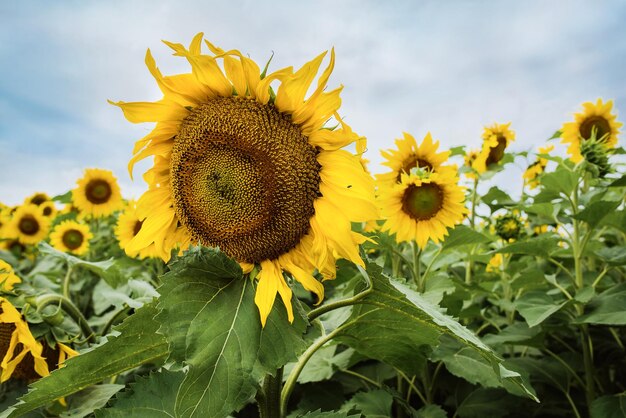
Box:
1 0 625 205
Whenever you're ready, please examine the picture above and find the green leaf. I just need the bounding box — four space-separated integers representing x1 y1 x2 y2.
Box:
540 167 579 197
297 410 359 418
456 388 509 418
576 283 626 325
342 389 393 418
61 385 124 418
608 174 626 187
573 200 621 228
482 322 542 347
441 226 492 250
284 345 351 384
515 291 569 327
2 303 168 418
480 187 516 211
495 237 561 257
95 370 185 418
591 394 626 418
336 261 537 401
38 243 126 287
595 245 626 266
155 247 307 418
416 404 448 418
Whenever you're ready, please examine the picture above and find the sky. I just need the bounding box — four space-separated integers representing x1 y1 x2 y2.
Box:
1 0 625 205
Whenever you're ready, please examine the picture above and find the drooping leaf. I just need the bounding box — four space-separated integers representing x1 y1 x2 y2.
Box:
480 187 516 211
415 404 448 418
95 370 185 418
335 261 537 401
441 226 492 250
590 394 626 418
573 200 621 228
515 291 569 327
576 283 626 325
455 388 509 418
61 385 124 418
155 247 307 418
2 303 168 418
540 167 579 197
341 389 393 418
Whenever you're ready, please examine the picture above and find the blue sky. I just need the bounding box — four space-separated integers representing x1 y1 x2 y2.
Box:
1 0 625 204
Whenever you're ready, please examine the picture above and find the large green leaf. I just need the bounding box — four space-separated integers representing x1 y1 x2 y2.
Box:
515 291 569 327
95 370 185 418
441 226 492 250
2 303 168 418
336 261 537 401
155 247 308 418
495 237 561 257
573 200 622 228
455 388 509 418
61 385 124 418
540 167 579 197
341 389 393 418
576 283 626 325
591 394 626 418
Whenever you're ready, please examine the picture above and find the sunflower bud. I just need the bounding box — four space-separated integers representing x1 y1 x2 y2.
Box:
495 213 524 242
580 136 611 178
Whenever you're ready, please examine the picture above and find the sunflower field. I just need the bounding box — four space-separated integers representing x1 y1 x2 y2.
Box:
1 35 625 418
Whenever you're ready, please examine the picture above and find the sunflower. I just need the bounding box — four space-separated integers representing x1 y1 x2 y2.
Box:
115 202 159 259
50 221 92 256
523 145 553 189
73 168 123 218
463 149 480 179
0 207 10 239
0 297 50 382
378 132 450 187
494 213 525 242
486 253 502 273
0 260 21 292
379 170 466 248
561 99 622 163
473 123 515 173
5 204 50 245
111 34 377 326
39 201 58 218
24 192 50 207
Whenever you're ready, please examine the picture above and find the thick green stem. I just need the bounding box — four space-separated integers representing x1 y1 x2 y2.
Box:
257 368 283 418
411 242 422 291
465 177 479 285
34 294 96 343
62 264 73 300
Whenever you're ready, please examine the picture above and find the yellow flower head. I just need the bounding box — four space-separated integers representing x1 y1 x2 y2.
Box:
0 297 50 382
73 168 123 218
5 204 50 245
50 220 93 256
39 201 58 219
0 260 21 292
561 99 622 163
111 34 377 326
473 123 515 173
486 253 503 273
463 149 481 179
115 202 159 259
523 144 554 189
379 169 467 248
24 192 50 207
377 132 450 187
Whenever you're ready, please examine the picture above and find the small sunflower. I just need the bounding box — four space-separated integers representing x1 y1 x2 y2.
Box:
112 34 377 325
463 149 480 179
39 201 58 218
0 260 21 292
50 221 92 256
561 99 622 163
73 168 123 218
6 205 50 245
115 202 159 259
523 145 554 189
379 170 466 248
494 213 524 242
473 123 515 173
24 192 50 207
378 132 450 187
0 208 10 239
0 297 50 382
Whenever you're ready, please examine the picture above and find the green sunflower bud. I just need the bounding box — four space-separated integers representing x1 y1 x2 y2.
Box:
580 136 611 178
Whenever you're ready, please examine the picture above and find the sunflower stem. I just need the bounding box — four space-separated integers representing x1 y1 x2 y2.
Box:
411 242 423 292
257 367 283 418
34 294 96 343
62 264 73 300
465 177 479 285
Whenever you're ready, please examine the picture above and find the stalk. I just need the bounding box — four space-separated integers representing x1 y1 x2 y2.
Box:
257 368 283 418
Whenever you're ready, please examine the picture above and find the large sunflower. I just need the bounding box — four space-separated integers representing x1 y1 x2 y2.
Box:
0 260 21 292
50 221 92 256
115 202 159 259
377 132 450 187
561 98 622 163
0 297 50 382
379 170 466 248
6 204 50 245
473 123 515 173
112 34 377 325
73 168 123 218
